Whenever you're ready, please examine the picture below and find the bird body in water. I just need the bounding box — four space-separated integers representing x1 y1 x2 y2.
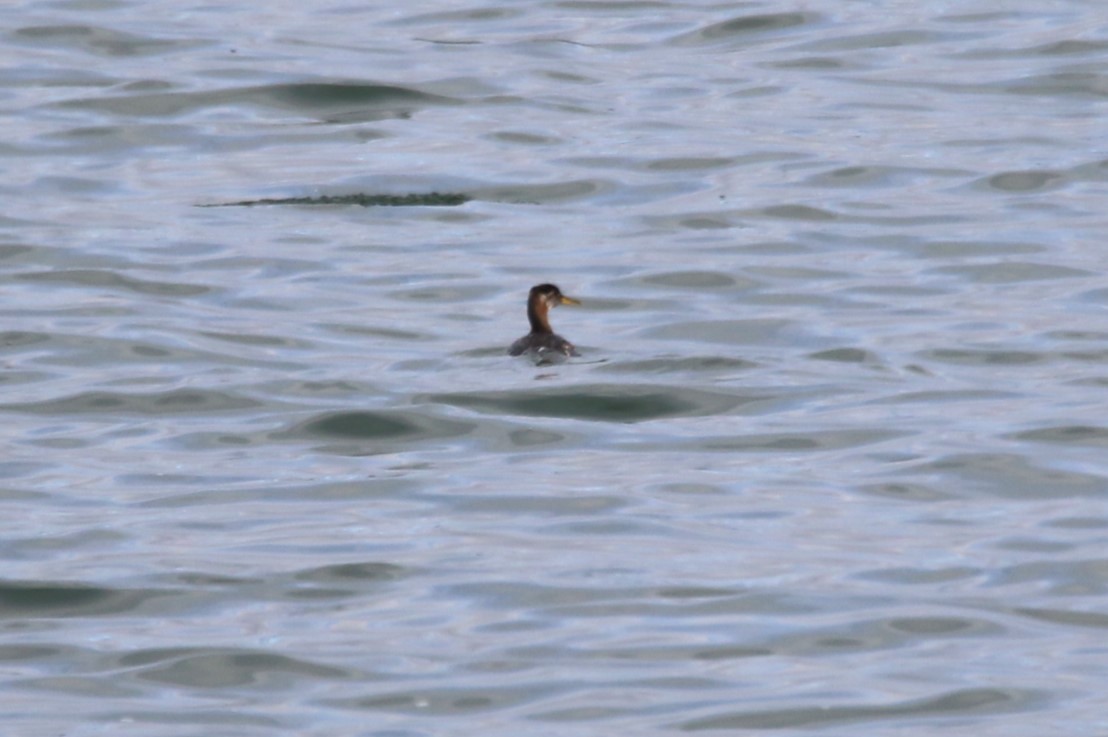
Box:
509 283 580 359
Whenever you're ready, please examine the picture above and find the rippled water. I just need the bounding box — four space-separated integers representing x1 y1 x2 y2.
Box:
3 1 1108 734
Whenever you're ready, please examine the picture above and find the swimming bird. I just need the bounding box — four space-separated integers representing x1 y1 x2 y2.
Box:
509 283 580 359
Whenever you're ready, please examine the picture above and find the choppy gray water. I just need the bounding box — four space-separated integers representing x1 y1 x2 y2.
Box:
3 1 1108 734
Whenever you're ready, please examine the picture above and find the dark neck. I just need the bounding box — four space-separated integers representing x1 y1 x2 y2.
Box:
527 299 552 333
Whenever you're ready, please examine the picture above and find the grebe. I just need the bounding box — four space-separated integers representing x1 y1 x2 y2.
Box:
508 283 580 359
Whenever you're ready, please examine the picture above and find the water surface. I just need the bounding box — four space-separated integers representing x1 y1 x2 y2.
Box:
2 0 1108 734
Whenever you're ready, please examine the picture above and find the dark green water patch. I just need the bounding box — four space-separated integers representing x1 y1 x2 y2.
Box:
507 427 567 447
855 565 982 585
685 428 909 453
809 347 876 363
678 687 1034 730
930 261 1093 283
767 614 996 660
2 389 260 415
56 81 451 119
1008 424 1108 448
0 581 164 617
908 452 1107 499
280 561 414 601
980 169 1065 192
921 348 1047 366
0 330 50 348
297 412 412 439
277 410 475 444
1014 606 1108 629
203 191 470 208
294 562 410 585
0 244 36 261
761 203 837 221
678 12 816 45
855 481 956 502
428 385 748 423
